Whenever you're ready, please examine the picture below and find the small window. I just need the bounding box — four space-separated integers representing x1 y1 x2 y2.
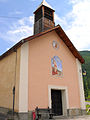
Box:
35 8 42 22
44 6 53 21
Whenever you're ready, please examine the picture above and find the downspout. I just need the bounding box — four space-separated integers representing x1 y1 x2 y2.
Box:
13 49 17 115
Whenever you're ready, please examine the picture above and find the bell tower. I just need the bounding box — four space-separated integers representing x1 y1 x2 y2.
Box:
34 0 55 34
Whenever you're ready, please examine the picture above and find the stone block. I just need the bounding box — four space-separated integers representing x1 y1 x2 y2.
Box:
67 108 87 116
67 109 81 116
81 109 87 115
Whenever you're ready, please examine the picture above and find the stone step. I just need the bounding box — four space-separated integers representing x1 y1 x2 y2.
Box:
53 115 68 119
0 113 7 119
37 117 55 120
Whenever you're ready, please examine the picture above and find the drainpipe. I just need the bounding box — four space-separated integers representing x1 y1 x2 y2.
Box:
13 86 15 115
13 49 17 115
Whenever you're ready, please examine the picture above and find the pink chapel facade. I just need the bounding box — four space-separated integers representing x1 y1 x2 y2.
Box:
0 0 86 118
18 30 86 116
28 31 81 110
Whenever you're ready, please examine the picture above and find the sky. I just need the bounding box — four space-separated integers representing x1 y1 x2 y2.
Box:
0 0 90 55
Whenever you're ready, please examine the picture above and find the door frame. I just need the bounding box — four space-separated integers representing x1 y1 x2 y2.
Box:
48 85 69 116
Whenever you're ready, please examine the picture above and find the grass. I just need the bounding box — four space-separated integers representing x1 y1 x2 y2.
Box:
86 104 90 115
88 94 90 99
86 101 90 103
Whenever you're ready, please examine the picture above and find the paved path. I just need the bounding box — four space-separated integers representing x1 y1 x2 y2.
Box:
0 114 90 120
55 115 90 120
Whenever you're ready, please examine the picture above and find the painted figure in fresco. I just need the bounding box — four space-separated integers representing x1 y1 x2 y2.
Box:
51 56 62 76
52 58 58 75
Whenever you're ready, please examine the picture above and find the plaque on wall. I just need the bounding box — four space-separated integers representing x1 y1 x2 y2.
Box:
52 41 59 50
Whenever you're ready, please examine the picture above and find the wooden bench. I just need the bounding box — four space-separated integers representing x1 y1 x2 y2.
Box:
35 107 54 119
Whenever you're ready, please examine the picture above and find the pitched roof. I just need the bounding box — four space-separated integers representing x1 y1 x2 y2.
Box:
34 0 54 14
0 25 85 63
38 0 53 9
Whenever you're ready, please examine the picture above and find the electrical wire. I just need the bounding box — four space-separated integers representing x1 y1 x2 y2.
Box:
0 16 20 19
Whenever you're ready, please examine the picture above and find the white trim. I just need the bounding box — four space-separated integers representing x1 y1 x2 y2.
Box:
48 85 69 116
76 59 86 109
19 42 29 112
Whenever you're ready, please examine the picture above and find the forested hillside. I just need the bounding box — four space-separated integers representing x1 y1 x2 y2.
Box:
80 51 90 100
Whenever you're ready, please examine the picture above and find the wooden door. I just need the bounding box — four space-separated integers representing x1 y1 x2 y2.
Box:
51 89 63 115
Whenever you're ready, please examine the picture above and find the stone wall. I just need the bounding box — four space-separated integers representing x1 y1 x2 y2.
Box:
0 107 33 120
0 107 87 120
67 108 87 116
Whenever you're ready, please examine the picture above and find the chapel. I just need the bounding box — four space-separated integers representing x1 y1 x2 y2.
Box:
0 0 86 119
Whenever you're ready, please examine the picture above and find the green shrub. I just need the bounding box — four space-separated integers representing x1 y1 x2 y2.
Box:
86 104 90 115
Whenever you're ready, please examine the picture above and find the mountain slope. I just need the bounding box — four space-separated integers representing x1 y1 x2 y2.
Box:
80 51 90 99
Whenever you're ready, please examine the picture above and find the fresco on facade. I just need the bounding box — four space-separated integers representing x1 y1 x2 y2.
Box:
51 56 62 76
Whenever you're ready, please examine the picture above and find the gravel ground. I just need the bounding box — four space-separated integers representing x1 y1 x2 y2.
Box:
55 115 90 120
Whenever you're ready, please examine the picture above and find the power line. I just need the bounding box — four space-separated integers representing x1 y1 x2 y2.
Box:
0 16 20 19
